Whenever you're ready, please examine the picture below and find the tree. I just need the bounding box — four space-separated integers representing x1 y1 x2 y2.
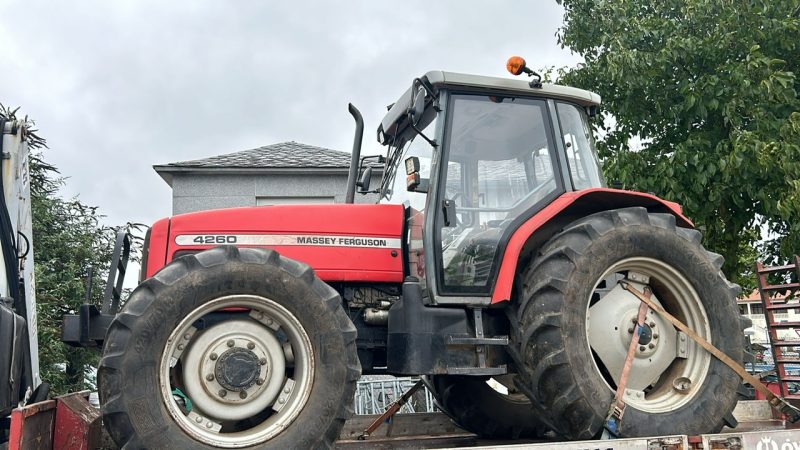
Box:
1 104 140 394
31 153 120 394
556 0 800 290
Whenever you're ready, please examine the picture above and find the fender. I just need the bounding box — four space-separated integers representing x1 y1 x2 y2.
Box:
491 188 693 304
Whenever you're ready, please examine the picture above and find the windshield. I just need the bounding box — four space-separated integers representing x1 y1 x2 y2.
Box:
379 108 438 210
379 107 439 281
438 94 561 293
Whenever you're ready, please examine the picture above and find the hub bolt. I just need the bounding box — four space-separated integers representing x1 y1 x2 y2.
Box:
205 422 212 429
649 321 656 327
239 391 248 399
206 374 214 381
627 327 634 334
195 416 202 423
653 333 659 339
210 352 218 360
259 357 267 365
184 333 191 340
227 339 235 347
218 390 227 397
177 344 184 351
639 345 646 352
648 343 655 349
247 342 255 350
256 378 265 386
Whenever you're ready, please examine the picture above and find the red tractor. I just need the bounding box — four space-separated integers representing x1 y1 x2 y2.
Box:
77 58 745 448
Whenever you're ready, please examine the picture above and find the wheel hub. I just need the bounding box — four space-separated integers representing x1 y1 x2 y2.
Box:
181 318 286 421
215 348 263 392
588 281 678 390
636 323 653 345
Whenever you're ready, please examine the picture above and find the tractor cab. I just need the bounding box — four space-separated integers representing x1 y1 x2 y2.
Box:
373 62 603 304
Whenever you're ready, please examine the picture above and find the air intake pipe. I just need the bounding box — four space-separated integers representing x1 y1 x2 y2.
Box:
345 103 364 204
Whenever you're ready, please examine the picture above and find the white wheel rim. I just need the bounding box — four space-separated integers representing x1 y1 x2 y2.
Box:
585 257 711 413
159 294 314 447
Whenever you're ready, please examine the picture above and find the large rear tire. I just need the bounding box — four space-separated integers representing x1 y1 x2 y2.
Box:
99 246 360 449
512 207 743 439
429 375 545 439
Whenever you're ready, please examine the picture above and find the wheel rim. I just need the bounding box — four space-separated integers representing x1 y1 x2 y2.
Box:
485 375 529 404
585 257 711 413
159 294 314 447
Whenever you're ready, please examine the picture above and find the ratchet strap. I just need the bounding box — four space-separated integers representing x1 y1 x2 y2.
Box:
621 282 800 423
603 289 651 438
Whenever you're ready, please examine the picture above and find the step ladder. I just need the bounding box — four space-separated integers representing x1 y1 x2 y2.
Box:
757 256 800 398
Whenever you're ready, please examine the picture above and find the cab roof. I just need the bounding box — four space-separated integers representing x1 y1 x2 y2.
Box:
378 70 602 144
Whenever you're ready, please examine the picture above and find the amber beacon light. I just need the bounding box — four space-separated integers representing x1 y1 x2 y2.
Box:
506 56 529 76
506 55 543 88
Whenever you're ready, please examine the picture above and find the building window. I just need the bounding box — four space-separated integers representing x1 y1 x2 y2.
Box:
751 304 764 315
739 304 748 315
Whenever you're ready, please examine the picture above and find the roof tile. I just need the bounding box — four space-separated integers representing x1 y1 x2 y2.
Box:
164 141 352 169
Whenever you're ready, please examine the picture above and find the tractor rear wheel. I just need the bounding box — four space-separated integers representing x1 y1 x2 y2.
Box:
429 375 545 439
512 207 743 439
98 246 360 449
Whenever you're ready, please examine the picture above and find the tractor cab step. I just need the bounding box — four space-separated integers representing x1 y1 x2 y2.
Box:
443 308 508 375
445 366 508 376
446 336 509 346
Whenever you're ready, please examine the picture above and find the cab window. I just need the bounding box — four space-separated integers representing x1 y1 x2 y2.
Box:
556 102 604 190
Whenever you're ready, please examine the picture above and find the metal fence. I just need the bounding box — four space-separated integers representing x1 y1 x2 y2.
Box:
354 377 438 415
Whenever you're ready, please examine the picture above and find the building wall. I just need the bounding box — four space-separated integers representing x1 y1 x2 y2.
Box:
170 172 382 215
739 300 800 345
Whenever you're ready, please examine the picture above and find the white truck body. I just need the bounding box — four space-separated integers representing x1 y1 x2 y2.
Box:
1 120 39 386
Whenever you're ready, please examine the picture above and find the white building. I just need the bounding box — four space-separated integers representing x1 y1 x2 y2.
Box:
738 289 797 348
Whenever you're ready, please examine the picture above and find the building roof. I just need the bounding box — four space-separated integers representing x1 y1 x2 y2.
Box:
154 141 378 186
739 288 793 303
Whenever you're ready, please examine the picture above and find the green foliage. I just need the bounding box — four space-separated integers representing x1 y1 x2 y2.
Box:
556 0 800 288
2 104 143 395
31 154 118 394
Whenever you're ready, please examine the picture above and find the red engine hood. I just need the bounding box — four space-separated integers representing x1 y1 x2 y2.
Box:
146 204 405 283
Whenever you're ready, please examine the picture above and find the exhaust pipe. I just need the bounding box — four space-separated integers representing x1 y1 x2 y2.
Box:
345 103 364 204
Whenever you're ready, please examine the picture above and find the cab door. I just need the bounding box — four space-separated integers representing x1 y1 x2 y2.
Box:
430 93 565 301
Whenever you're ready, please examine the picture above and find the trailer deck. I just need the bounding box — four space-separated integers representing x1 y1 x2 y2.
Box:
337 400 800 449
5 393 800 449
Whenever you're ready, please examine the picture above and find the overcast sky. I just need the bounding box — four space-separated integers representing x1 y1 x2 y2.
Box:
0 0 580 229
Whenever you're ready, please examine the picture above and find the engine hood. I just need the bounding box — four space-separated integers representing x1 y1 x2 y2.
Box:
145 203 405 283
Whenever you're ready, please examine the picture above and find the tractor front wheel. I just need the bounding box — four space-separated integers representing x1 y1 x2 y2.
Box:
98 246 360 449
512 207 743 439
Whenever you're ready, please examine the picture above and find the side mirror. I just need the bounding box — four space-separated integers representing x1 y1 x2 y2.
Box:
356 166 372 193
405 156 428 193
409 87 426 126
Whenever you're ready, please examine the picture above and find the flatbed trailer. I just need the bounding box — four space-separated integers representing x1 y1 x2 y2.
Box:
5 396 800 449
337 400 800 449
